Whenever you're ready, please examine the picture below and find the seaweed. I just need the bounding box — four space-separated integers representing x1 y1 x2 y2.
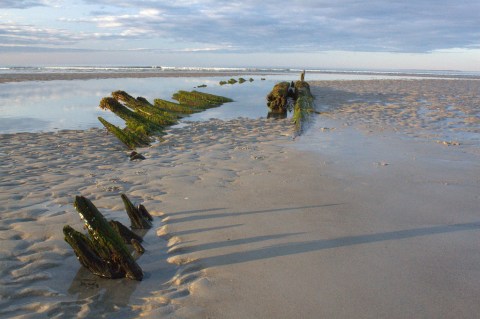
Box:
238 78 246 84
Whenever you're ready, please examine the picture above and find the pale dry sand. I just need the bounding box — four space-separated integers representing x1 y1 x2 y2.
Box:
1 79 479 318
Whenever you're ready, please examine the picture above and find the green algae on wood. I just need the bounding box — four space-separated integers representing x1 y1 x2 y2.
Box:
153 99 202 114
121 193 152 229
172 90 233 109
111 91 177 126
266 73 315 134
109 220 144 244
99 89 232 149
64 225 126 279
292 80 314 133
266 81 291 113
64 196 145 280
98 117 150 149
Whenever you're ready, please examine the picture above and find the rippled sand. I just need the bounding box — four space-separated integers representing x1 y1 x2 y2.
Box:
311 79 480 145
1 79 479 318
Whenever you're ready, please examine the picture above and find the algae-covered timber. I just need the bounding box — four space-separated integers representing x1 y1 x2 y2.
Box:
292 78 314 133
266 72 315 134
64 225 125 279
111 91 177 126
121 193 152 229
98 117 150 149
172 90 233 109
109 220 144 244
153 98 203 114
100 89 232 149
66 196 144 280
266 81 290 113
99 97 164 135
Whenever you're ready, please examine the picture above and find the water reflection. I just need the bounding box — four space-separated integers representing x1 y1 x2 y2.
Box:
0 72 419 133
0 76 278 133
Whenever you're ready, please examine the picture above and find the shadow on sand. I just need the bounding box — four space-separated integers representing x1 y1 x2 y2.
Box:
200 221 480 267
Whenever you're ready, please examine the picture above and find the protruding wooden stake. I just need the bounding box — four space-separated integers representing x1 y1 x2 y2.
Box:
121 194 152 229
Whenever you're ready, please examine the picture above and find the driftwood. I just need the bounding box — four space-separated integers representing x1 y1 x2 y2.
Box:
63 194 153 280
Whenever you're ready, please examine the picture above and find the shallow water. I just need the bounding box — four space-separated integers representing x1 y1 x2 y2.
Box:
0 72 430 134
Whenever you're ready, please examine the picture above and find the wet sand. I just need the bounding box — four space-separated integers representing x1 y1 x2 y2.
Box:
0 72 254 84
1 78 479 318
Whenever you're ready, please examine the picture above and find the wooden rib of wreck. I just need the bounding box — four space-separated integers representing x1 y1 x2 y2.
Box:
63 194 153 280
266 72 315 133
99 90 233 150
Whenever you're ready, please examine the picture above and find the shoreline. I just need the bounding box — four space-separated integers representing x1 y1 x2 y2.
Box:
1 69 480 85
0 71 268 84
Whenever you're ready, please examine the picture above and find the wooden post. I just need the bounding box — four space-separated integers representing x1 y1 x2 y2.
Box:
67 196 144 280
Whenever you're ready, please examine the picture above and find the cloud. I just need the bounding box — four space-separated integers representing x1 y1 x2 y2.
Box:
0 0 58 9
0 23 85 45
2 0 480 54
74 0 480 53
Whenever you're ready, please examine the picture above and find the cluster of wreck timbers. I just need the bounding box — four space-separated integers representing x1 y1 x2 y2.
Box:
63 73 315 281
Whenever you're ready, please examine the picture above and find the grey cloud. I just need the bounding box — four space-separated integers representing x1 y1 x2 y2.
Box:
76 0 480 52
0 0 47 9
0 23 84 45
4 0 480 53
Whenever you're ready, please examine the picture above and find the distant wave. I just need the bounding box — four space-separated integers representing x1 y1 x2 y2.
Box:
0 66 479 78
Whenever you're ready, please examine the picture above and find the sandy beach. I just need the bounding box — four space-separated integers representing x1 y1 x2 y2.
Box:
1 78 479 318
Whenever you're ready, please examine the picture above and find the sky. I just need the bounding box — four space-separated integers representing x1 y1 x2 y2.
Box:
1 0 479 71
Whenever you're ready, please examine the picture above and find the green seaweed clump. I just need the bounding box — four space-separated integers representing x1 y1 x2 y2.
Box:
238 78 246 84
219 80 227 85
227 78 238 85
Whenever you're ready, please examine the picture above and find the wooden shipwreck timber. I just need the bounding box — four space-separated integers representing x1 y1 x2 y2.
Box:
267 73 315 133
63 194 152 281
98 90 233 149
